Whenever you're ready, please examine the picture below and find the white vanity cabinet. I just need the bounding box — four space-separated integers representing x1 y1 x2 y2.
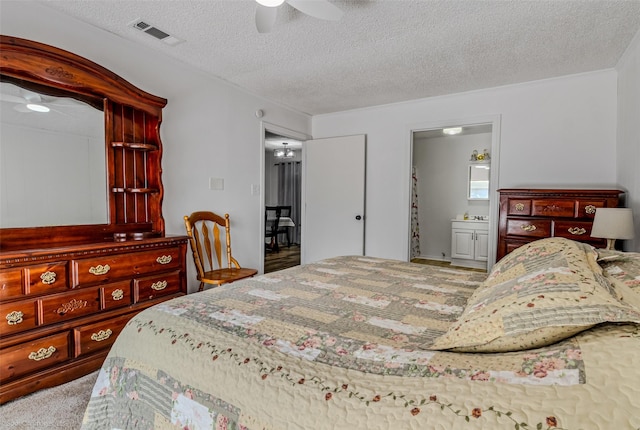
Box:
451 220 489 270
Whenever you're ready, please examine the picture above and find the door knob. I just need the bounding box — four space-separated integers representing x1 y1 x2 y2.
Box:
355 215 362 220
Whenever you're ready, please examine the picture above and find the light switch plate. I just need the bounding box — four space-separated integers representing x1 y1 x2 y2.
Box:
209 177 224 190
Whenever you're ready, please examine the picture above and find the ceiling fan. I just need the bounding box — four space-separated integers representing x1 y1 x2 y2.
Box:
255 0 343 33
0 83 81 115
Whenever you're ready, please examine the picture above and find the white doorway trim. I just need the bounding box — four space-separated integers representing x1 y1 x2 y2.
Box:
405 114 502 270
259 121 310 273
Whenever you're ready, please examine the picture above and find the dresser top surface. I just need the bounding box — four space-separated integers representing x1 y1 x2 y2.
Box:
0 235 188 265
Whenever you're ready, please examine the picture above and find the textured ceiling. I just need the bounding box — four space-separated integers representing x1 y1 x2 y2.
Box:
40 0 640 115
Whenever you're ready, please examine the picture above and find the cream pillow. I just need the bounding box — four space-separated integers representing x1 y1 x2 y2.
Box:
429 238 640 352
598 249 640 311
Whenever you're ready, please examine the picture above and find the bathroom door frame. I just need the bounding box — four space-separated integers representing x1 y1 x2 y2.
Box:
406 114 502 270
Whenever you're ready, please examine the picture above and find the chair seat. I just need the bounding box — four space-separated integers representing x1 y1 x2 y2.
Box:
200 267 258 286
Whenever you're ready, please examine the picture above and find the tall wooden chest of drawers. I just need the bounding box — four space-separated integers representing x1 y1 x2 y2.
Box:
0 236 188 403
497 189 624 261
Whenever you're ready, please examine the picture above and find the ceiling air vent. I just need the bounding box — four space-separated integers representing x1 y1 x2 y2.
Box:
130 19 183 46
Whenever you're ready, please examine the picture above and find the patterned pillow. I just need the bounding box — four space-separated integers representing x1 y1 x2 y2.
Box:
598 249 640 311
429 238 640 352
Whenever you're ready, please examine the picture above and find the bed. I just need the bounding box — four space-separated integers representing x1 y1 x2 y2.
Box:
81 238 640 429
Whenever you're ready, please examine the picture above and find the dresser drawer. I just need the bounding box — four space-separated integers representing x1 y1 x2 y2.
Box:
0 331 70 382
74 313 132 357
0 300 38 336
576 200 606 219
531 199 576 218
0 268 23 300
26 262 69 296
506 218 551 238
507 199 531 216
39 288 101 326
135 271 182 302
102 280 133 310
553 220 593 240
72 247 182 287
505 240 530 255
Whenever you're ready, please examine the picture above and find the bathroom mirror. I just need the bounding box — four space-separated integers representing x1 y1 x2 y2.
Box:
468 164 490 200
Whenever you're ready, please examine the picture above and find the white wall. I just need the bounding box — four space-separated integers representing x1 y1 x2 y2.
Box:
313 71 619 261
413 132 491 260
1 2 311 292
616 29 640 252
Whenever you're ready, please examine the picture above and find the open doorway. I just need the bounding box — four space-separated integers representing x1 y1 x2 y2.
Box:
409 116 501 272
263 130 303 273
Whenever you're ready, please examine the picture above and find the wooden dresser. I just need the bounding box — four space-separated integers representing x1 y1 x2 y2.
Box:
0 36 188 403
0 237 187 403
497 189 624 260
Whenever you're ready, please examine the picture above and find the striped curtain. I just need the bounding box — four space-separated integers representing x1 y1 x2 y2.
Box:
277 161 302 244
411 166 421 259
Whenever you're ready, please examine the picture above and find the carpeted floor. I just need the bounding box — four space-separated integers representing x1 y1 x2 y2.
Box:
0 371 97 430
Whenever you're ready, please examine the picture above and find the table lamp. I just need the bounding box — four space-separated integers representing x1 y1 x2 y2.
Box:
590 208 635 250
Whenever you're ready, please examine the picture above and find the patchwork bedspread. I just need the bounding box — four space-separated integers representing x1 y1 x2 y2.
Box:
82 256 640 429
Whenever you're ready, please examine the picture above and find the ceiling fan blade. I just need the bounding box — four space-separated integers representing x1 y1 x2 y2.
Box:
13 104 32 113
22 91 42 103
256 4 278 33
0 93 27 104
286 0 343 21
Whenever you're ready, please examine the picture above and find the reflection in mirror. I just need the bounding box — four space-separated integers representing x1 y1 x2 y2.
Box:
468 164 490 200
0 81 107 228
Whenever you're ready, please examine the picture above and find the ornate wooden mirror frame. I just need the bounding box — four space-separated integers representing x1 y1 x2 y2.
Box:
0 35 167 250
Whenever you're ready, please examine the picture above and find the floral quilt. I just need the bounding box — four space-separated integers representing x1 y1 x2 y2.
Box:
82 256 640 430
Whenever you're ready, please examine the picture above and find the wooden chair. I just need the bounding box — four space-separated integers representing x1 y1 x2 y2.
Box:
276 205 293 247
184 211 257 291
265 206 281 252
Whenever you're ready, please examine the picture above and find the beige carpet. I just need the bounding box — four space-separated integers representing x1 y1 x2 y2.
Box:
0 371 97 430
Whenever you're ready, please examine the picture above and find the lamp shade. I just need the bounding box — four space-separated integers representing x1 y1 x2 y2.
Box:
591 208 635 241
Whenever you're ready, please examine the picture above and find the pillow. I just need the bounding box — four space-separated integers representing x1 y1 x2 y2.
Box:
597 249 640 311
428 237 640 352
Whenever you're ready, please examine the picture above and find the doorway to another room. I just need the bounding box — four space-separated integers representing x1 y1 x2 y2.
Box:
409 117 500 272
264 130 302 273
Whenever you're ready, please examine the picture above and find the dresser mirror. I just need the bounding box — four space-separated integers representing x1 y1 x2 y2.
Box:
0 80 107 228
468 164 490 200
0 35 167 251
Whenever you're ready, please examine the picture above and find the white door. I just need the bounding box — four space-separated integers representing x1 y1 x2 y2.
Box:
302 135 365 264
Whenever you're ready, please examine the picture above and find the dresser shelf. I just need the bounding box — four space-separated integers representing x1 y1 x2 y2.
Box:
111 141 158 151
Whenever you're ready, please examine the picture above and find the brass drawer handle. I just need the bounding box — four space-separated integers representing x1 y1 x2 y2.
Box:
585 205 597 215
568 227 587 235
151 280 168 291
156 255 172 264
91 329 113 342
40 271 57 285
89 264 110 275
111 289 124 301
6 310 24 325
521 224 537 232
514 203 525 211
28 346 56 361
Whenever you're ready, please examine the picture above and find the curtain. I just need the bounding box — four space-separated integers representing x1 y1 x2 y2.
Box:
277 161 302 244
411 166 421 259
